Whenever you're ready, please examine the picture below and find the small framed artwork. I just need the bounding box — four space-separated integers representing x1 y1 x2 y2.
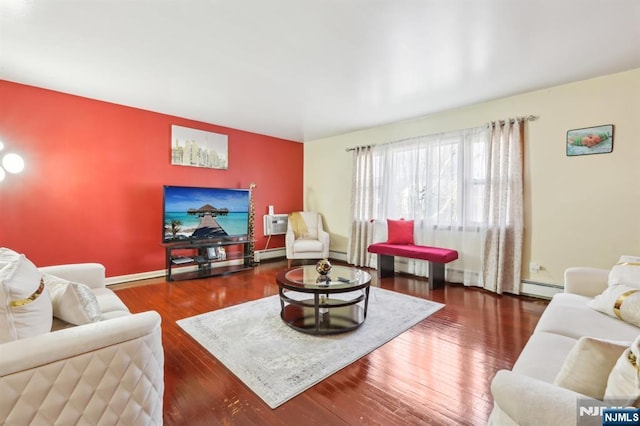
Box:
566 124 614 157
206 247 219 260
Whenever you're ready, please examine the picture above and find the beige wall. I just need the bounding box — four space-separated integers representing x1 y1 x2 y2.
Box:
304 68 640 286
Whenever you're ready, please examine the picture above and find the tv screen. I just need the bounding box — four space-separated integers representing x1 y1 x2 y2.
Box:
163 185 250 243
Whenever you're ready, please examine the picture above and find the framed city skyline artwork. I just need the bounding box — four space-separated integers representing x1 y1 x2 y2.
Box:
171 125 228 169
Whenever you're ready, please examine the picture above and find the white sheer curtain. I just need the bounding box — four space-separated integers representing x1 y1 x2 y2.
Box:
348 120 524 293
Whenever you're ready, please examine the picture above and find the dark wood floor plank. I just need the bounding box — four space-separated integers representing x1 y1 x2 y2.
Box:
112 260 547 425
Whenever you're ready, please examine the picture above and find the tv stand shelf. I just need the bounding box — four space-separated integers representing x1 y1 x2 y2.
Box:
164 238 253 282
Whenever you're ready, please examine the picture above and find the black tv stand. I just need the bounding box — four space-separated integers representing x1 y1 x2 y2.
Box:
163 238 253 282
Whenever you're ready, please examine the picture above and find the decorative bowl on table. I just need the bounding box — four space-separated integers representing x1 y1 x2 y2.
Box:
315 259 332 275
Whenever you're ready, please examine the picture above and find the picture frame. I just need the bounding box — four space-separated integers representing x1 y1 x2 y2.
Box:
171 125 228 169
566 124 614 157
207 247 219 260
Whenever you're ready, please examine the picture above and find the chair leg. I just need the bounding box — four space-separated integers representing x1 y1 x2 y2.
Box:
287 259 292 269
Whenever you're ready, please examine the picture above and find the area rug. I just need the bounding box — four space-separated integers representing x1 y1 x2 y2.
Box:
176 286 444 408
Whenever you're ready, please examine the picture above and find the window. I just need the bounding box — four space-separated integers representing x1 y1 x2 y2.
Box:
349 119 524 292
369 127 488 230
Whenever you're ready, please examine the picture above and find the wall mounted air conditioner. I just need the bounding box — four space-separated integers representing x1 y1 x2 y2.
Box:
263 214 288 236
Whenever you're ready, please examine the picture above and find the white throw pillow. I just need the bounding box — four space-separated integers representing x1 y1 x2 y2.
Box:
554 336 629 400
605 335 640 407
609 255 640 288
43 273 102 325
0 247 21 267
588 285 640 327
0 251 53 343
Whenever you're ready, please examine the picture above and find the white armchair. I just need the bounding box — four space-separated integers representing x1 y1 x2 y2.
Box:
0 262 164 425
285 211 330 268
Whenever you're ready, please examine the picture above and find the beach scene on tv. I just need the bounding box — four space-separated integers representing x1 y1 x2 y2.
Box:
163 186 250 242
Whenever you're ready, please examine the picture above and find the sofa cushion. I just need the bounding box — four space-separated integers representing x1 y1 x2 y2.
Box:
512 331 578 383
554 337 628 400
0 249 53 343
588 284 640 327
367 243 459 263
292 239 323 254
605 335 640 406
609 255 640 288
387 219 414 245
534 293 640 341
92 287 130 319
43 273 102 325
301 212 319 239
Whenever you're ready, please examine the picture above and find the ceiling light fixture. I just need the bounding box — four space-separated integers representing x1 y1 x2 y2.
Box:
0 141 25 182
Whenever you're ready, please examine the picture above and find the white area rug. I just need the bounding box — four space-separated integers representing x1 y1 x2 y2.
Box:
176 286 444 408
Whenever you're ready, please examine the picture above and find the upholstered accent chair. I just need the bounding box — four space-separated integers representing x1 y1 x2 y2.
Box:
285 211 330 268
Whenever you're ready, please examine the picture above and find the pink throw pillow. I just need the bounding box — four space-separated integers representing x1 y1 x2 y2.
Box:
387 219 414 245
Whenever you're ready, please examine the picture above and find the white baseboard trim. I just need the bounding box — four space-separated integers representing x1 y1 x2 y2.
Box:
255 248 285 262
106 269 166 285
520 280 563 300
329 250 347 262
254 248 347 263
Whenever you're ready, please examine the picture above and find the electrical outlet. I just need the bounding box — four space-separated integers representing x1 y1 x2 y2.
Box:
529 262 540 273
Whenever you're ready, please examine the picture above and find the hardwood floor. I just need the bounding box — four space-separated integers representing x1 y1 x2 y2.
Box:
113 260 548 426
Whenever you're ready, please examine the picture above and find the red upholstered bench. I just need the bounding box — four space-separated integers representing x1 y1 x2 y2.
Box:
367 243 458 289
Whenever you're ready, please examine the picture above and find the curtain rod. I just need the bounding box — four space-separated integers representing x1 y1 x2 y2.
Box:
345 144 372 152
345 114 539 152
490 115 539 126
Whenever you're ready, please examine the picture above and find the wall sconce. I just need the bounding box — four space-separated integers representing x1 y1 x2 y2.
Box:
0 141 25 182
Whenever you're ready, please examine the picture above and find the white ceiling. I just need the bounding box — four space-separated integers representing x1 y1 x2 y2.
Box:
1 1 639 142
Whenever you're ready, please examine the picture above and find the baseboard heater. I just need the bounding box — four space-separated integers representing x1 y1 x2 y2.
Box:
255 248 286 262
520 280 563 300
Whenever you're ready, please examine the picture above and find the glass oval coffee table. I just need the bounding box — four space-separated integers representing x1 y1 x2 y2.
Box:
276 265 371 335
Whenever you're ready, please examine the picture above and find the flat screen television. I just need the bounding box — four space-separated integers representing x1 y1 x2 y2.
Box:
163 185 250 243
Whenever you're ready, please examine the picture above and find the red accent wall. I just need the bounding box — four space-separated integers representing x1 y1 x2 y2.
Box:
0 80 302 277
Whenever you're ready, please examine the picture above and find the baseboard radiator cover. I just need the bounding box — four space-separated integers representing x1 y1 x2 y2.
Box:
520 280 563 300
255 248 285 262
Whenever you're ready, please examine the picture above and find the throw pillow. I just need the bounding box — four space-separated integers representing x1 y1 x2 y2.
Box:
604 335 640 407
387 219 414 245
0 247 22 268
608 255 640 288
43 273 102 325
588 285 640 327
0 251 53 343
554 336 629 400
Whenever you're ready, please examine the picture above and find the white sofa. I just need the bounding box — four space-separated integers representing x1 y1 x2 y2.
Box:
0 262 164 425
488 266 640 425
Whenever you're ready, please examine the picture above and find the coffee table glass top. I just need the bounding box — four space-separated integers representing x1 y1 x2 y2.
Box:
279 265 371 291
